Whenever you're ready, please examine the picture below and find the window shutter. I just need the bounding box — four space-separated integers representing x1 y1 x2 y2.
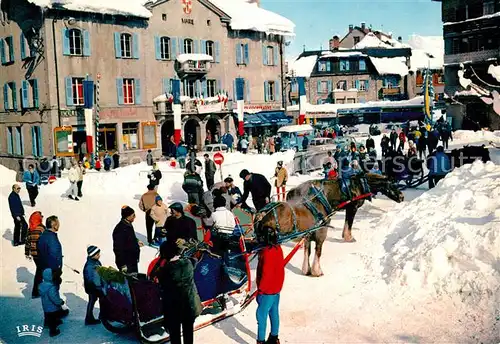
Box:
134 79 141 104
193 39 199 54
155 36 161 60
275 80 280 102
116 78 124 105
326 61 332 72
262 44 267 65
3 84 9 109
31 126 37 156
340 60 345 71
83 30 91 56
264 81 268 102
359 60 366 71
196 80 201 97
132 33 140 59
20 33 26 60
163 78 170 94
12 82 17 110
236 44 242 65
171 36 177 59
201 40 206 54
345 60 350 71
244 44 249 65
202 79 207 98
114 32 121 58
6 127 12 154
179 37 184 54
215 41 220 63
217 79 222 93
355 80 360 89
0 40 5 64
364 80 369 90
21 80 29 108
33 79 39 108
65 77 73 106
327 80 332 92
37 126 43 156
233 79 236 101
317 80 321 93
63 29 70 55
245 79 251 102
273 46 278 66
14 127 22 155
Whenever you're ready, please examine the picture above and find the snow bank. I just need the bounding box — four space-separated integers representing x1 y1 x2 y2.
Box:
381 161 500 301
0 164 17 188
453 130 500 144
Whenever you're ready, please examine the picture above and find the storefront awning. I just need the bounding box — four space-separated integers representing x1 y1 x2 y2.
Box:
241 111 292 128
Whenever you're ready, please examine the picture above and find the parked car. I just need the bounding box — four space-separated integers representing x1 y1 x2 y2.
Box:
309 138 336 151
278 124 315 151
201 144 228 156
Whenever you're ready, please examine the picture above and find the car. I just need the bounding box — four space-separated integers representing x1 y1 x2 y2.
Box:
201 144 228 155
333 135 364 150
309 138 336 151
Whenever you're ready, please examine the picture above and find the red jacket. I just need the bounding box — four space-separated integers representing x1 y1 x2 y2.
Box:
399 132 406 143
257 245 285 295
327 169 338 180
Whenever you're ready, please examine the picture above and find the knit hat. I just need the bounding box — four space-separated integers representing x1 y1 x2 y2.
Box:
155 195 163 202
87 245 100 257
239 169 250 179
224 176 233 183
121 205 135 218
169 202 184 213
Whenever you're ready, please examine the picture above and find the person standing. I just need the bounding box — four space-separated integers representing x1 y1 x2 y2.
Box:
150 196 169 245
176 142 188 169
83 245 103 325
398 131 406 152
39 268 68 337
239 169 272 212
256 228 285 344
302 136 309 151
204 154 217 190
138 184 159 245
182 170 204 204
427 146 451 189
158 241 202 344
38 215 63 285
224 176 243 209
76 160 86 198
163 203 198 244
274 161 288 201
239 137 249 154
389 129 398 151
68 161 80 201
146 149 154 166
380 134 390 157
417 133 427 159
268 137 275 155
113 206 143 273
148 163 162 190
25 211 45 298
8 184 27 246
23 164 40 206
365 135 375 153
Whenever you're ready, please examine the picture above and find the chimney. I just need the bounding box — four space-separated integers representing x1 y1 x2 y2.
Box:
361 22 366 31
348 24 353 33
398 36 402 43
329 35 340 51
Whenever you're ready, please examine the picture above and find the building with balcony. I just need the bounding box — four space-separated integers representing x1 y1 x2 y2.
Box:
434 0 500 129
0 0 294 170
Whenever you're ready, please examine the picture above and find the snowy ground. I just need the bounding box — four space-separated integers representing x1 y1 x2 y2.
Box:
1 131 499 343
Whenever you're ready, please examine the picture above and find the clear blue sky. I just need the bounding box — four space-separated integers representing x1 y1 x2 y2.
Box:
261 0 443 59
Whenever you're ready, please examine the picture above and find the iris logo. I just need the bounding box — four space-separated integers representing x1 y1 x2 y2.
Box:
200 264 209 276
16 325 43 338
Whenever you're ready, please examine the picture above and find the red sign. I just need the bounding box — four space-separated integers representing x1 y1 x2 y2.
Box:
182 0 192 14
213 152 224 165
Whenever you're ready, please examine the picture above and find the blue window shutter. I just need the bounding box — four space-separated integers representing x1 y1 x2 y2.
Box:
65 77 73 106
12 82 17 110
0 40 5 64
155 36 161 60
355 80 360 89
326 61 331 72
244 44 249 65
236 44 242 65
163 78 170 94
134 79 141 104
346 60 350 71
63 29 70 55
202 79 207 98
264 81 268 102
37 126 43 156
8 36 14 62
262 44 267 65
245 79 250 102
7 127 12 154
3 84 8 109
317 80 321 93
273 46 278 66
275 80 280 102
83 29 91 56
179 38 184 54
382 78 387 87
114 32 121 58
20 33 26 60
201 40 206 54
359 60 366 71
215 41 220 63
327 80 332 92
217 79 222 93
31 126 37 156
14 127 21 154
364 80 369 90
33 79 39 108
21 80 29 108
171 36 177 59
193 39 199 54
132 33 139 59
115 79 123 105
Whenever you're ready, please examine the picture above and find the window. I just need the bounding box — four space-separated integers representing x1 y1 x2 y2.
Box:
318 61 328 72
184 39 193 54
207 79 217 97
123 78 135 104
71 77 85 106
160 37 170 59
122 122 139 150
267 46 274 66
359 80 368 91
452 38 460 54
266 81 275 102
236 43 249 65
484 0 495 15
21 79 39 109
7 126 24 155
206 41 215 59
207 20 211 26
32 126 42 157
340 60 350 71
142 122 157 149
353 36 360 45
319 81 328 93
3 82 17 110
1 36 15 64
162 13 167 21
98 124 117 151
121 33 132 58
359 59 366 71
69 29 82 55
337 80 347 90
184 79 196 98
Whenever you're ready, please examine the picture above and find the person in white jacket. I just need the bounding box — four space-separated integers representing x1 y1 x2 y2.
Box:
68 161 79 201
211 196 236 234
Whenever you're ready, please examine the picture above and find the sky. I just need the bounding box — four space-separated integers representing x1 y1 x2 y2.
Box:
261 0 443 60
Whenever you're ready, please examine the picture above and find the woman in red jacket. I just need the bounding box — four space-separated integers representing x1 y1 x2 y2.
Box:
256 227 284 344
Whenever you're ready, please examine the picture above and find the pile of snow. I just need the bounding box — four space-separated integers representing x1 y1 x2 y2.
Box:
27 0 152 18
453 129 500 144
288 55 318 78
381 161 500 301
369 56 408 76
320 51 366 58
176 54 213 64
0 164 16 188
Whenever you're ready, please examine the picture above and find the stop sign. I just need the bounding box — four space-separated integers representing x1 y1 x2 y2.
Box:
213 152 224 165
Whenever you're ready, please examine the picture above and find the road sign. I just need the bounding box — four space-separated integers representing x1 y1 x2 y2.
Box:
213 152 224 165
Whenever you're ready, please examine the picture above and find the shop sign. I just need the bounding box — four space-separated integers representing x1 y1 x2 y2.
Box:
197 102 223 114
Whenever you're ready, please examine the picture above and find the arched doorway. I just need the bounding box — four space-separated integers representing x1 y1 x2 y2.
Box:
184 118 200 148
161 120 174 156
206 117 221 143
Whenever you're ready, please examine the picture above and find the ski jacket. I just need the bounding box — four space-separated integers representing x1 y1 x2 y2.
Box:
182 173 204 194
365 138 375 151
139 190 159 212
257 245 285 295
399 132 406 143
150 203 169 227
428 152 451 176
212 207 236 229
176 145 188 158
25 212 44 258
241 173 272 205
38 229 63 271
83 257 103 295
8 191 24 217
112 219 140 270
23 170 40 187
274 167 288 188
164 215 198 243
39 269 64 313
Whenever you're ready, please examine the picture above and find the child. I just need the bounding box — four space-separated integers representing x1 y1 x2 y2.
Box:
83 245 104 325
39 268 68 337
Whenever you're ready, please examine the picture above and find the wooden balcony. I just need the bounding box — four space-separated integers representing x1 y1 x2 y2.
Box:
444 49 500 65
382 87 401 95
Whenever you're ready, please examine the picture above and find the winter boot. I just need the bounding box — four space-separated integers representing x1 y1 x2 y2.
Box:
266 335 280 344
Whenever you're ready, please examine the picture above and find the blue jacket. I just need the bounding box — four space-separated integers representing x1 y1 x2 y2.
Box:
39 269 64 313
429 152 451 176
227 186 243 204
23 170 40 187
8 191 24 217
222 133 234 147
342 167 357 180
83 257 103 295
176 145 188 158
38 230 63 271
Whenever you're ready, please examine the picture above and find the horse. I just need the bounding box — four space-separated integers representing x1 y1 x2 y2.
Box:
280 173 404 277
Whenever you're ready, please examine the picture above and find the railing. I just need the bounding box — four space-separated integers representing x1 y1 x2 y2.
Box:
382 87 401 95
178 61 210 74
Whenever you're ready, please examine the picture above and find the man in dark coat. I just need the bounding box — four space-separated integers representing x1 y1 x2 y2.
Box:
380 134 390 157
38 216 63 284
239 169 272 212
204 154 217 190
8 184 27 246
164 203 198 244
389 129 398 151
365 136 375 152
182 171 204 204
112 206 143 273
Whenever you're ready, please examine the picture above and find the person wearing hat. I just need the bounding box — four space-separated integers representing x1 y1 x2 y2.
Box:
274 161 288 201
112 206 144 273
150 195 169 245
239 169 272 212
83 245 103 325
8 183 27 246
164 202 198 244
224 176 242 209
139 184 159 245
25 211 45 298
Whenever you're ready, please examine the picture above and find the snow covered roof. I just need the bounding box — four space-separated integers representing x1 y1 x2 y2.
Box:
209 0 295 36
444 11 500 25
288 55 318 78
277 124 314 133
320 51 366 59
369 56 409 76
407 35 444 71
353 33 388 49
176 53 214 63
27 0 152 18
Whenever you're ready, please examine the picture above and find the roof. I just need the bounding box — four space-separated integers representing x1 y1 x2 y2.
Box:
27 0 152 18
320 51 366 59
176 53 213 63
277 124 314 133
407 35 444 71
288 55 318 77
369 56 408 76
354 32 409 50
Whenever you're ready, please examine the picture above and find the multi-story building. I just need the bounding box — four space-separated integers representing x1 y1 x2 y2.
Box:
331 22 395 50
434 0 500 129
0 0 294 170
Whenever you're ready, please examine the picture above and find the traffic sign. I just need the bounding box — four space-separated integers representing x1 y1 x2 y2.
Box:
213 152 224 165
